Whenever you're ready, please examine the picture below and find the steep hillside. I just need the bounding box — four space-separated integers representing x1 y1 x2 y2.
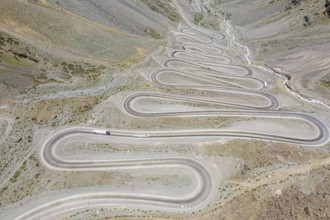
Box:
0 0 180 99
0 0 179 63
55 0 176 36
0 1 181 207
214 0 330 105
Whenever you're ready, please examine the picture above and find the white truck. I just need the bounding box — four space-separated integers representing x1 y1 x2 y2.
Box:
133 134 150 138
93 130 111 135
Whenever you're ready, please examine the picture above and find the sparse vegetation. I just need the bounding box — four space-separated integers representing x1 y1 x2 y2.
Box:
61 61 105 79
6 37 19 46
200 13 220 30
139 0 180 22
194 12 204 23
144 27 161 39
213 0 226 4
0 33 36 67
320 75 330 87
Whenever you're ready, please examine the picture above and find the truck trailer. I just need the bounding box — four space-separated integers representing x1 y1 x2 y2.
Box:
133 134 150 138
93 130 111 135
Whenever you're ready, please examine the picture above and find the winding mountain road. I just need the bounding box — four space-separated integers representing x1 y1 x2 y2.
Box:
1 0 329 219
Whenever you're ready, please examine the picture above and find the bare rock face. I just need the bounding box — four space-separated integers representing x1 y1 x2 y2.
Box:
326 0 330 17
291 0 301 6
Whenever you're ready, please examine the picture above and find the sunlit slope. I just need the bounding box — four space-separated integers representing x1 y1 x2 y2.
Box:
0 0 178 63
214 0 330 105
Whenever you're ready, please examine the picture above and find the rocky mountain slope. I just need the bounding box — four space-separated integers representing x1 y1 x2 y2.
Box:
0 0 178 63
0 0 179 99
0 0 180 207
214 0 330 106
